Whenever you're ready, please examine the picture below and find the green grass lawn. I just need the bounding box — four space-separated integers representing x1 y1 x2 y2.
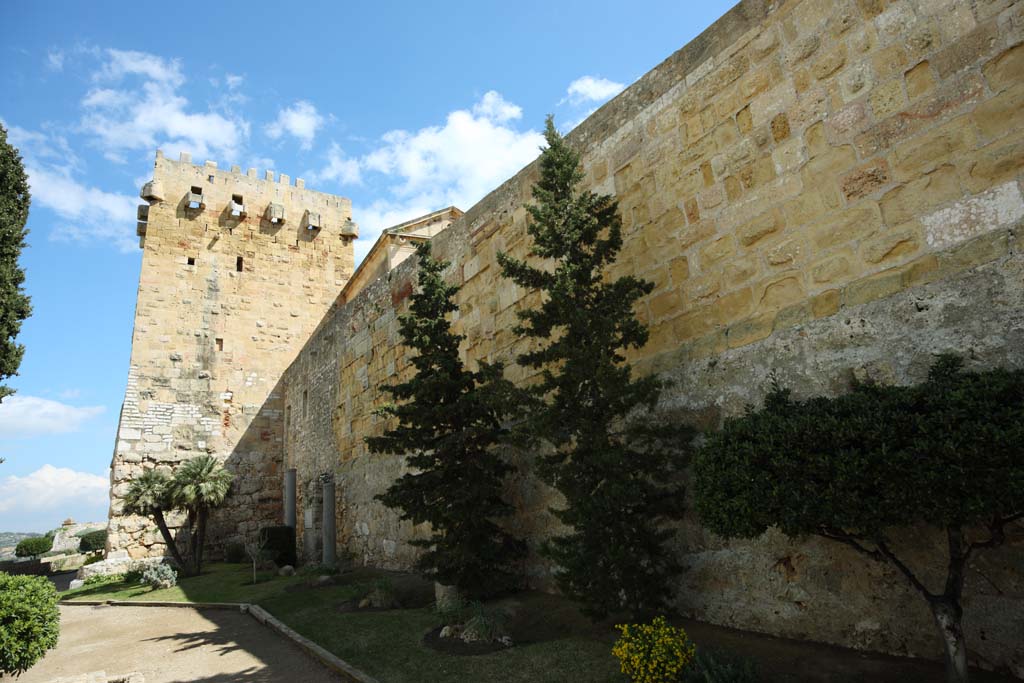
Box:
62 563 623 683
62 562 309 604
60 563 1021 683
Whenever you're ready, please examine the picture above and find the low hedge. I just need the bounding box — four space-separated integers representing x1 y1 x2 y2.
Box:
259 526 296 567
0 572 60 675
78 530 107 553
14 536 52 558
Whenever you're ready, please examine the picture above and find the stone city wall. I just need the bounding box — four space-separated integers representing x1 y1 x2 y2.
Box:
286 0 1024 673
108 152 356 557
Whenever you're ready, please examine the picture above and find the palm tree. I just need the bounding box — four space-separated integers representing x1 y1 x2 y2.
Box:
123 468 188 572
169 455 233 575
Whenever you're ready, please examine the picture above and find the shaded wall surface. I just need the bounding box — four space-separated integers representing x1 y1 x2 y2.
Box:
283 0 1024 674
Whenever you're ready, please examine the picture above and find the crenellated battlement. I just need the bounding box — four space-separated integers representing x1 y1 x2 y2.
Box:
136 150 357 245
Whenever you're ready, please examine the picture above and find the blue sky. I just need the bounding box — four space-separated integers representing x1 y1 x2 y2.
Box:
0 0 736 532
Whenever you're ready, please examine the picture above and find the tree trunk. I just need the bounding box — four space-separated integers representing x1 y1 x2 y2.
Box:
183 509 197 572
434 582 464 613
152 508 188 574
930 597 968 683
195 508 207 575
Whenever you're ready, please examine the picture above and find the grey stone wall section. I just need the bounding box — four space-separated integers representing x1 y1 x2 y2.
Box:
661 248 1024 669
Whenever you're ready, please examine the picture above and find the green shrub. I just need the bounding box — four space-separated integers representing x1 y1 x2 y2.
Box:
224 542 246 563
123 566 144 584
77 530 107 553
612 616 697 683
83 573 122 587
258 526 296 567
435 595 471 627
461 603 509 643
298 562 338 576
0 572 60 675
685 649 759 682
82 554 104 566
140 563 177 589
14 536 52 558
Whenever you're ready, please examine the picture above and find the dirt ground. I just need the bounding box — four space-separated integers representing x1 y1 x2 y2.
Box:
8 604 341 683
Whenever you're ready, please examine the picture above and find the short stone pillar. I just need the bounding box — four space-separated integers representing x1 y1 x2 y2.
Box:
284 469 297 529
322 479 336 567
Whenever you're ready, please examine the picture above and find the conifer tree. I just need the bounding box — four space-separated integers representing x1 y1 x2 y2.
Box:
0 123 32 404
368 242 524 598
498 117 689 618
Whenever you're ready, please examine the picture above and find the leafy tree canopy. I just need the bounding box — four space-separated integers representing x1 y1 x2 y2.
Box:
694 355 1023 683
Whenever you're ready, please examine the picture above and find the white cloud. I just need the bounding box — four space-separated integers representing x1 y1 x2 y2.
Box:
472 90 522 123
6 122 139 250
225 73 244 90
0 465 108 515
81 88 133 109
46 49 65 72
58 389 82 399
26 162 138 250
95 49 183 87
265 100 325 150
361 95 542 204
334 91 542 266
0 395 105 438
564 75 625 105
307 142 361 187
80 48 249 163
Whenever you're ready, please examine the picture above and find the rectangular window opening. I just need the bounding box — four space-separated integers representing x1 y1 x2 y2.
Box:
187 256 196 266
191 185 203 195
236 256 244 272
208 175 215 182
302 390 308 418
232 193 243 204
215 338 224 352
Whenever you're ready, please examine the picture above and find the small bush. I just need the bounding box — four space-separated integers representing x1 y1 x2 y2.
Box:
140 563 177 590
14 536 52 558
0 572 60 675
613 616 697 683
78 530 107 553
224 542 246 563
123 565 144 584
82 554 104 566
435 595 471 627
83 573 123 587
462 603 509 643
258 526 296 567
685 649 759 682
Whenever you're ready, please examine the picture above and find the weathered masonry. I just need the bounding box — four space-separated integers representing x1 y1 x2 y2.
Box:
280 0 1024 675
110 0 1024 675
107 152 356 556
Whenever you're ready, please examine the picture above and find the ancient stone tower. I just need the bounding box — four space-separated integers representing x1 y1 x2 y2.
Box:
107 151 356 558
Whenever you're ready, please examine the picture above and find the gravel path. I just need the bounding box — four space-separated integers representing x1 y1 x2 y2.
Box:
8 604 342 683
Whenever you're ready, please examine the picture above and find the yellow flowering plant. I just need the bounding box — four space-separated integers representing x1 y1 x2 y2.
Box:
612 615 697 683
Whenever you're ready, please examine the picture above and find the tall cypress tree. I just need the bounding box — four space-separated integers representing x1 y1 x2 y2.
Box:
0 123 32 405
498 117 690 618
368 242 524 598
